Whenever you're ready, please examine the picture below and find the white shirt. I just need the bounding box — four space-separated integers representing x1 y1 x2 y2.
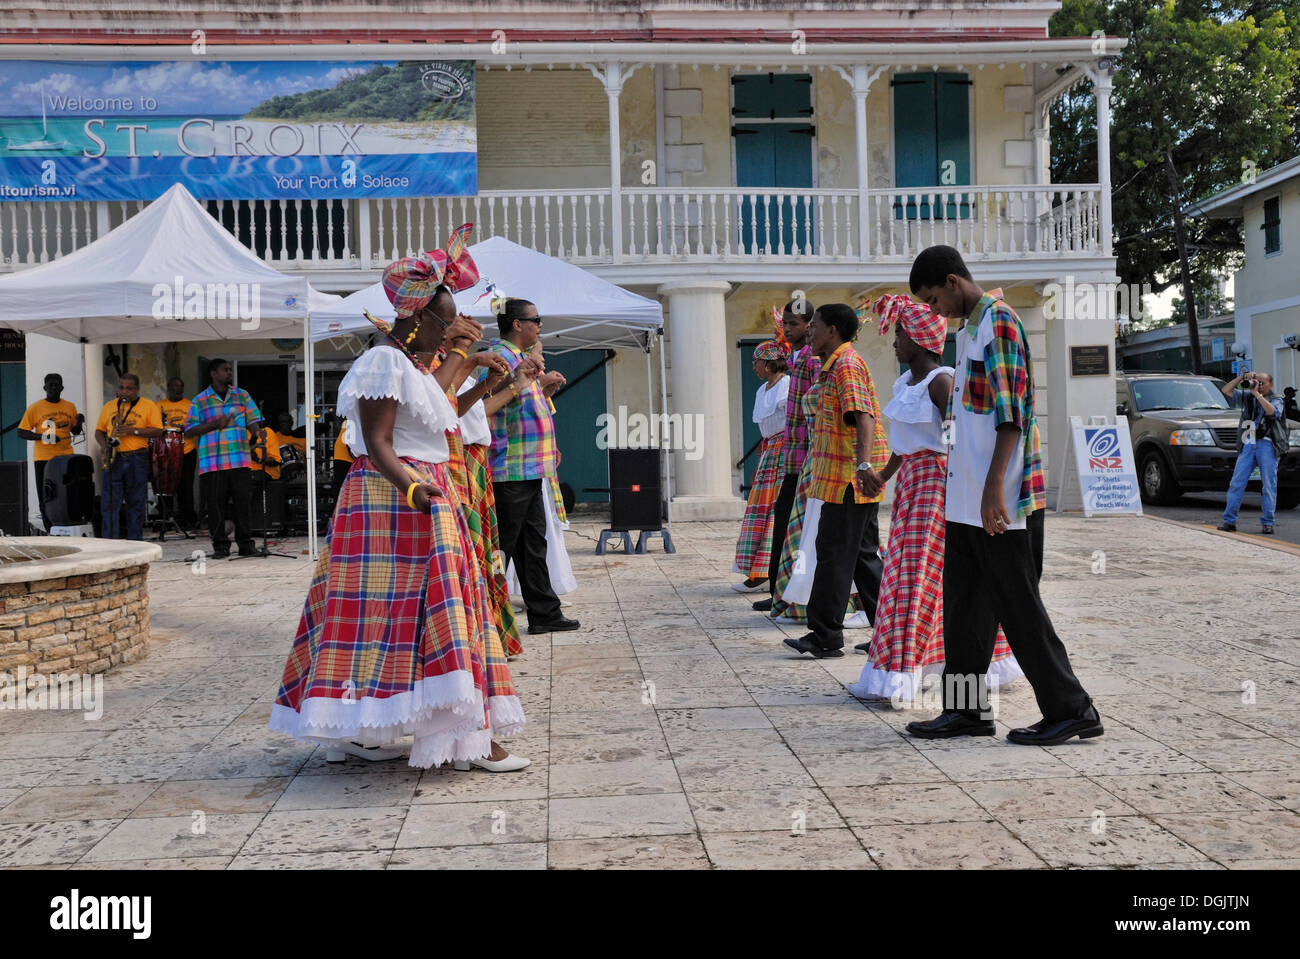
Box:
753 375 789 440
336 346 456 464
457 376 492 447
884 366 953 455
947 306 1026 530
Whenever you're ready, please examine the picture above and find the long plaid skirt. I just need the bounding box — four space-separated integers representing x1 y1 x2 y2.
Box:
270 455 524 768
733 434 784 577
771 461 864 624
848 452 1021 701
465 443 524 658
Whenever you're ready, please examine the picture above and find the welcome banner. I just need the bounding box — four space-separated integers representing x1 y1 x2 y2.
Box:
0 60 477 201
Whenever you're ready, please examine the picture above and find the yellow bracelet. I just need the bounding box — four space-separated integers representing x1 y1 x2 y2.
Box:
406 482 420 509
450 347 469 360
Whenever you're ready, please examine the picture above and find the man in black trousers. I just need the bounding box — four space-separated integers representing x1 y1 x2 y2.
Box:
754 299 815 613
782 304 886 658
483 298 580 635
905 245 1101 745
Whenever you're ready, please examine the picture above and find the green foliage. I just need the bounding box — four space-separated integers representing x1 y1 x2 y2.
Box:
1049 1 1300 293
245 62 476 124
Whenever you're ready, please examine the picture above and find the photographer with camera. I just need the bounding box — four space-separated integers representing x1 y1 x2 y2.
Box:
1217 369 1285 535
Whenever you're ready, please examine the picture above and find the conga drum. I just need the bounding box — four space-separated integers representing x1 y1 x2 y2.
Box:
150 428 184 495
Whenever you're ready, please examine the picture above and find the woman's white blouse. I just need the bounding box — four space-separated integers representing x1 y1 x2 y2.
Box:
336 346 457 463
884 366 954 455
753 376 790 440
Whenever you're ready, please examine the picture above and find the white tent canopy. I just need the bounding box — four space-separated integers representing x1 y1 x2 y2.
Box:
0 182 340 343
0 182 342 557
311 236 663 352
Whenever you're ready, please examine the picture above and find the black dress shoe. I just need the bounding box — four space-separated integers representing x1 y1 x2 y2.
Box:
1007 705 1103 746
211 548 231 559
1217 522 1237 532
752 597 773 612
853 642 870 653
783 634 844 659
528 616 580 635
906 710 996 739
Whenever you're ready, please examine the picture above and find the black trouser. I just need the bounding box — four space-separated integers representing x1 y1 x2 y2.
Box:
941 509 1091 721
178 450 198 527
805 485 884 649
200 466 254 554
331 459 352 514
495 478 562 626
767 472 800 596
34 459 49 529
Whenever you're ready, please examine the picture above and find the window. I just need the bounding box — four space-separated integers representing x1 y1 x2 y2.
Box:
1263 195 1281 255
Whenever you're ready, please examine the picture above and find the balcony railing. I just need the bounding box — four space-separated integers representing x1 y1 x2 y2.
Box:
1 184 1104 272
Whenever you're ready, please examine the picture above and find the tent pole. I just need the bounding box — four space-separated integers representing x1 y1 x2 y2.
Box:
657 327 671 527
304 310 318 560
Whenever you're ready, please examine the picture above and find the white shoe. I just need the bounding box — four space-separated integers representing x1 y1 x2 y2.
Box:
731 580 766 593
845 611 872 629
323 741 409 763
453 753 531 773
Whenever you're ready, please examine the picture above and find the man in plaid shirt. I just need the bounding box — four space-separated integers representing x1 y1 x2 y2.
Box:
755 299 815 613
783 304 888 658
904 245 1101 746
184 358 267 558
482 299 580 634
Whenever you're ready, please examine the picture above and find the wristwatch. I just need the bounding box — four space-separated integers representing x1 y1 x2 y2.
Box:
855 461 872 471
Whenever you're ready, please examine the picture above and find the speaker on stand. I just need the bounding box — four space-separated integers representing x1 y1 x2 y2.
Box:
593 448 674 555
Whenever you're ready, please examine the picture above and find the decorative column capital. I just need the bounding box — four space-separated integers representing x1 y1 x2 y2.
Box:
657 279 733 298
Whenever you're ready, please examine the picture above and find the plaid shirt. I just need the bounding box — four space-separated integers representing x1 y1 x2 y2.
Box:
950 293 1045 521
185 386 264 475
779 344 818 475
806 342 889 505
481 339 557 481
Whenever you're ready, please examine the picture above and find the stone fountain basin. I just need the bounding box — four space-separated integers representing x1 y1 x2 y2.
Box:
0 538 163 679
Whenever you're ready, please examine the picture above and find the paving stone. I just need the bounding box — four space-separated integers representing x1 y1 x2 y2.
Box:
548 834 710 869
702 828 877 869
82 813 264 862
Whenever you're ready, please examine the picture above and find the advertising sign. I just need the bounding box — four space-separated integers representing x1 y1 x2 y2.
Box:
1066 415 1143 517
0 59 476 200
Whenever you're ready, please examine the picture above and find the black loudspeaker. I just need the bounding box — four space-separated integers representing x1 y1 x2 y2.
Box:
0 461 29 535
248 474 286 534
42 454 95 526
608 448 662 532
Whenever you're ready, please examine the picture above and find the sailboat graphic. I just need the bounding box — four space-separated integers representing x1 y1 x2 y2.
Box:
3 86 72 152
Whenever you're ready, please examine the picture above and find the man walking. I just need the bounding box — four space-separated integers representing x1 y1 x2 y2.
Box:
17 373 85 530
185 358 266 558
754 299 816 613
904 245 1101 745
94 373 163 540
483 298 579 634
782 303 888 658
1217 369 1285 535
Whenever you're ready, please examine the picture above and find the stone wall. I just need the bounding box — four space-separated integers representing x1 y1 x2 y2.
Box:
0 564 150 679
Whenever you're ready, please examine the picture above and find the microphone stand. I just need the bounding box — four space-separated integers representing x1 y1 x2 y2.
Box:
230 432 295 561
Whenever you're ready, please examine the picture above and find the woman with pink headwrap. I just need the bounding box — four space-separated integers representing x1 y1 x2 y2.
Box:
848 294 1022 702
271 226 530 772
732 338 790 590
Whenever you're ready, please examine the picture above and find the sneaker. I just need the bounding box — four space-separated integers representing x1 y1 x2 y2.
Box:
1262 524 1275 535
1216 522 1237 532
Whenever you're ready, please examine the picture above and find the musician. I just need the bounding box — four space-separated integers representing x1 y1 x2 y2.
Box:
275 412 308 461
17 373 85 530
94 374 163 540
331 418 355 509
158 377 198 529
184 358 266 558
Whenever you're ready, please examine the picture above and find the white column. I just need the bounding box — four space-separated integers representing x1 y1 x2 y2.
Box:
1094 72 1114 257
604 61 625 264
853 65 871 259
658 279 743 521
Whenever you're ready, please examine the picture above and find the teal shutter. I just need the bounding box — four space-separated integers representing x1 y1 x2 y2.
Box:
893 72 971 219
732 74 815 252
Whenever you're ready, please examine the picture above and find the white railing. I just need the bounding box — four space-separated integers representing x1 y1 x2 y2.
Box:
1 185 1103 271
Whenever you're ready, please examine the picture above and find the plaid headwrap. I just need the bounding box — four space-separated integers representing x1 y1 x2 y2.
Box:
382 223 481 319
867 294 947 354
753 340 786 362
770 305 792 353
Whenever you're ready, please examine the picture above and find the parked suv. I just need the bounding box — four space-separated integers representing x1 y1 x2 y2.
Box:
1117 372 1300 508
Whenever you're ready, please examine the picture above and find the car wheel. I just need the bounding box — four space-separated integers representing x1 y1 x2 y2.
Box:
1140 450 1182 505
1277 489 1300 511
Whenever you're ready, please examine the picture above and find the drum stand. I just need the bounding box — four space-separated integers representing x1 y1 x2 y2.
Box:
154 491 191 542
230 437 295 561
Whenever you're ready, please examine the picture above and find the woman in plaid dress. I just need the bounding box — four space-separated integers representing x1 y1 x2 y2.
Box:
271 232 531 771
732 341 790 588
849 295 1021 702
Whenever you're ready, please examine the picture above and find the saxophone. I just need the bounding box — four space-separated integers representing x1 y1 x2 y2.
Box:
103 399 130 470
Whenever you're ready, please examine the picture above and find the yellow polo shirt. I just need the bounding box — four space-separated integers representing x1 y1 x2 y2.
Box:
95 398 163 455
